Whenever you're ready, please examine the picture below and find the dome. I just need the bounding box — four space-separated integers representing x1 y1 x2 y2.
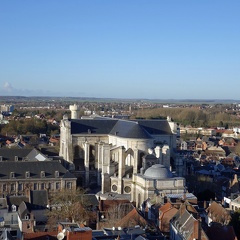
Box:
144 164 173 179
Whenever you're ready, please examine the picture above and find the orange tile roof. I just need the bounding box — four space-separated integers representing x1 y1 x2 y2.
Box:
159 202 173 213
24 232 58 240
115 208 150 228
99 199 130 211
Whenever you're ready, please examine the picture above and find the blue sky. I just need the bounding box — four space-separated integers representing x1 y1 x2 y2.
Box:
0 1 239 99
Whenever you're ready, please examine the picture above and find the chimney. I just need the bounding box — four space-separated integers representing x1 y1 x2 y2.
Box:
203 200 207 209
145 206 149 220
193 219 201 240
182 187 187 201
180 203 185 216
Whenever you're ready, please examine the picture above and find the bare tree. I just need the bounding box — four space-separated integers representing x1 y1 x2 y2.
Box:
46 188 94 230
99 202 134 228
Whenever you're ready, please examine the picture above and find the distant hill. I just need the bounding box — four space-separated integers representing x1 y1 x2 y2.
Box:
0 96 239 104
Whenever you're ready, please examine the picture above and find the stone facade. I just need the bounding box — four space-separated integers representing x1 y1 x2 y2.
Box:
59 105 184 204
0 161 76 196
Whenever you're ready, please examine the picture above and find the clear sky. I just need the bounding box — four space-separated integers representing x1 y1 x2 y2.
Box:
0 1 239 99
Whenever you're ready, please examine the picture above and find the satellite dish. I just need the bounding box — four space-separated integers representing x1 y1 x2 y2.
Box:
57 232 64 240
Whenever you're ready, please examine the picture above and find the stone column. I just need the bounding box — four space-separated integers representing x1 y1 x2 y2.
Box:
60 117 72 163
118 146 125 194
162 145 170 168
100 143 111 194
102 144 110 174
84 141 90 186
133 148 139 174
154 146 161 164
94 142 99 169
97 143 103 186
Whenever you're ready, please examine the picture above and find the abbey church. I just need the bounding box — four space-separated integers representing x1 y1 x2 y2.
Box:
60 104 185 206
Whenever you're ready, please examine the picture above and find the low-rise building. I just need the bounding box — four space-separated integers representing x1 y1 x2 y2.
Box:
0 161 76 196
170 201 209 240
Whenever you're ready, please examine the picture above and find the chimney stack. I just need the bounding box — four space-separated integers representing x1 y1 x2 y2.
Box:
193 219 201 240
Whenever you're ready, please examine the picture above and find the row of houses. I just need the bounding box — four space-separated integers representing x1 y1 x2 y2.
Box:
140 193 237 240
180 126 240 138
0 189 165 239
177 136 238 151
1 187 237 240
0 133 60 149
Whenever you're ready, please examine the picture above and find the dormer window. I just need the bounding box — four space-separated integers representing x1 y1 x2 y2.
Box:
25 171 30 178
0 156 2 161
15 156 18 161
40 171 45 178
55 171 59 178
12 205 16 212
10 172 15 178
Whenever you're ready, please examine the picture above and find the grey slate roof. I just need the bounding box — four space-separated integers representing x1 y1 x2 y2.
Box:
0 148 33 161
172 209 195 239
0 148 51 162
170 202 209 240
18 201 30 219
30 190 48 207
71 119 117 135
26 148 48 161
79 194 99 207
136 119 172 135
7 196 29 208
70 118 172 139
109 120 152 139
0 161 76 180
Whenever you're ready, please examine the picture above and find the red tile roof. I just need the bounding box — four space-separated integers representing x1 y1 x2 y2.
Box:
115 208 153 229
24 232 58 240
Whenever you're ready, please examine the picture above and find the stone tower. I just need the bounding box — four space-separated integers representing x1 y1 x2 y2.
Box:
69 104 80 119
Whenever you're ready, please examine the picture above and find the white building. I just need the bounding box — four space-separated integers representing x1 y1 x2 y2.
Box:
59 105 185 205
